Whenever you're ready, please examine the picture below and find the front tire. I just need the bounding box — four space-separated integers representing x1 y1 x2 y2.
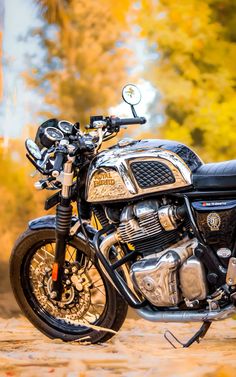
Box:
10 228 128 343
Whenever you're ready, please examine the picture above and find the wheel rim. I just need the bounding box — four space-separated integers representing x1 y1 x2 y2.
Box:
22 239 108 334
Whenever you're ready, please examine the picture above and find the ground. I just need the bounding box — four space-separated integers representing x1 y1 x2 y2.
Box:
0 307 236 377
1 262 236 377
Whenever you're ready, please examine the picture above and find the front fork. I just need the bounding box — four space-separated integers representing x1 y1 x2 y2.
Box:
50 160 74 300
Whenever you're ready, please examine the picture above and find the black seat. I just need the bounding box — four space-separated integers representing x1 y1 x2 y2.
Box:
193 160 236 190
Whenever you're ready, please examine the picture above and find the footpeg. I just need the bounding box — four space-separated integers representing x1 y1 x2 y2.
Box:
164 321 212 348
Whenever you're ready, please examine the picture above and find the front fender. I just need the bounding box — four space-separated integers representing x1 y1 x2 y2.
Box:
29 215 98 248
29 215 56 230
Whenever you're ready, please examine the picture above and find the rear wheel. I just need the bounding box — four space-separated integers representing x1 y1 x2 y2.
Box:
10 228 128 343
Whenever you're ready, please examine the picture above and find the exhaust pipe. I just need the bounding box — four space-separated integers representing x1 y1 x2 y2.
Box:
135 304 236 322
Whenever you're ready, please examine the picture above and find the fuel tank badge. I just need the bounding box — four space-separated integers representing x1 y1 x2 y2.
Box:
94 172 115 187
207 212 221 231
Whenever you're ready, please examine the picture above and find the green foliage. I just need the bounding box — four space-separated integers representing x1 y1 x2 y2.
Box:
138 0 236 162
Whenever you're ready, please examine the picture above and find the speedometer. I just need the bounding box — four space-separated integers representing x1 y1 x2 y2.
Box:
58 120 74 135
41 127 64 148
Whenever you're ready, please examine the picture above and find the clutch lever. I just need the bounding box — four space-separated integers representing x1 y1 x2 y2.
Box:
26 154 51 175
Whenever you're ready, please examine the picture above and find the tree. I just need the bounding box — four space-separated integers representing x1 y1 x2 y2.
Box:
28 0 132 126
138 0 236 162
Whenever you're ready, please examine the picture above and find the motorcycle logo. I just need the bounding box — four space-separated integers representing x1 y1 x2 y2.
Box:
207 212 221 231
125 86 135 99
93 172 115 187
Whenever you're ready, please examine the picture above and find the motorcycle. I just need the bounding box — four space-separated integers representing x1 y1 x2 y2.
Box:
10 84 236 347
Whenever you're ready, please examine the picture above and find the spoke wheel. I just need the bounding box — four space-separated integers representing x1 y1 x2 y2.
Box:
10 228 128 343
25 240 107 332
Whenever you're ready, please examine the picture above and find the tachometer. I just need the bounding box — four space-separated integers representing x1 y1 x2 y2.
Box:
58 120 74 135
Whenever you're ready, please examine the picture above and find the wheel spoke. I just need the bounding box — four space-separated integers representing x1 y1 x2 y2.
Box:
27 240 107 327
41 247 54 259
92 283 104 289
92 286 105 296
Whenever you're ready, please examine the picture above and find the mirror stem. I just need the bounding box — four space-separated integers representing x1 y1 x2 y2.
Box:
131 105 138 118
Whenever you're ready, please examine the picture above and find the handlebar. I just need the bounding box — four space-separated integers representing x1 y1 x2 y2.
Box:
110 117 146 127
30 115 147 177
88 116 147 131
52 151 65 177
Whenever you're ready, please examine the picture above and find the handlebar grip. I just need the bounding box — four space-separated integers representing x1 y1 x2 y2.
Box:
52 152 64 177
113 117 146 126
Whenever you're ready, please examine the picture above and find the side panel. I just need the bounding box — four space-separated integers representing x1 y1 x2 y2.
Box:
192 200 236 256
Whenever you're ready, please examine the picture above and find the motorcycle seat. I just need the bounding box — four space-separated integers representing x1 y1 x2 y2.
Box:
193 160 236 190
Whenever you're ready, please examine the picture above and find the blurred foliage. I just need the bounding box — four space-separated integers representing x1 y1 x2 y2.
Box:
0 141 47 260
2 0 236 262
26 0 132 126
0 0 133 260
138 0 236 162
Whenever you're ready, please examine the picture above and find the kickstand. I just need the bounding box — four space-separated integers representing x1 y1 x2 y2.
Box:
164 321 212 349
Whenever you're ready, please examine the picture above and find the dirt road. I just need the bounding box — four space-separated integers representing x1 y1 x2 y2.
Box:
0 314 235 377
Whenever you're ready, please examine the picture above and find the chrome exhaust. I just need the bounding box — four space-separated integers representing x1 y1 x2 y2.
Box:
135 304 236 322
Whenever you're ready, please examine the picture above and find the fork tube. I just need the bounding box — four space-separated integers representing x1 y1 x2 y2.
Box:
51 160 73 300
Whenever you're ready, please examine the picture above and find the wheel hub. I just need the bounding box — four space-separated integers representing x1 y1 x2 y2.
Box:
31 260 92 323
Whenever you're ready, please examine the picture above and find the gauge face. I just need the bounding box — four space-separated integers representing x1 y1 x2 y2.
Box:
25 139 42 160
45 127 64 141
58 120 74 135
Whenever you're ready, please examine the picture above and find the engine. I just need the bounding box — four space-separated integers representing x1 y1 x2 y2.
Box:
117 199 187 255
130 238 208 306
116 199 208 307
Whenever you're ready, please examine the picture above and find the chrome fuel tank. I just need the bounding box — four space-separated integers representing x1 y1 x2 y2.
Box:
86 139 201 203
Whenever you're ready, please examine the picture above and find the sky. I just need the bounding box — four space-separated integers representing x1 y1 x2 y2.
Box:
0 0 158 141
0 0 42 140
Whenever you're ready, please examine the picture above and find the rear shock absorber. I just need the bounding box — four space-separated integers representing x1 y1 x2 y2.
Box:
51 157 74 300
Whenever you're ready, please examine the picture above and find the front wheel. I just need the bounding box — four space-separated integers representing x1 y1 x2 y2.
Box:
10 228 128 343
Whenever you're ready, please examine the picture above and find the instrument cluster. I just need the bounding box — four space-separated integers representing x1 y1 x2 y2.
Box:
36 120 75 149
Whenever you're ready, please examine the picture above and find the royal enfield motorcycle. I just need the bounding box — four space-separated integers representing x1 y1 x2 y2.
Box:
10 85 236 347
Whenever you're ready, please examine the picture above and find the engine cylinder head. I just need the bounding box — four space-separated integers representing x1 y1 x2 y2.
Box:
117 200 187 255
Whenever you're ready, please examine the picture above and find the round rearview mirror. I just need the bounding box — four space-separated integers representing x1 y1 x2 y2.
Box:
122 84 141 106
25 139 42 160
